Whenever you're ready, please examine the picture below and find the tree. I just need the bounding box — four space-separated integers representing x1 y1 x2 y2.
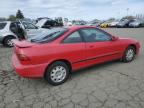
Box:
16 10 24 19
0 17 6 21
107 18 115 21
7 15 16 21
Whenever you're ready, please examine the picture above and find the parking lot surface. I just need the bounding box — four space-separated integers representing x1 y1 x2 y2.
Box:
0 28 144 108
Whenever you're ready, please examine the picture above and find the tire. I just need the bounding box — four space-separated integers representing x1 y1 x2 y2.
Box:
3 36 15 47
122 46 136 63
45 61 70 86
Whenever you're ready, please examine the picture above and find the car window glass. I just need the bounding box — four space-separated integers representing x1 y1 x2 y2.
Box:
63 31 82 43
45 20 51 25
80 28 111 42
0 23 7 30
28 28 67 43
23 22 37 29
10 23 16 28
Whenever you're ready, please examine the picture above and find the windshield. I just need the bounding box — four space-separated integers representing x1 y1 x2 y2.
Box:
28 28 68 43
36 19 47 27
120 19 128 23
0 23 6 30
22 21 37 29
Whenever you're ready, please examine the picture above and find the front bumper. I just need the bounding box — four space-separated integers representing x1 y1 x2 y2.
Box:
12 53 47 78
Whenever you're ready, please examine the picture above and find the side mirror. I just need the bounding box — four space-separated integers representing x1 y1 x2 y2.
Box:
111 36 119 41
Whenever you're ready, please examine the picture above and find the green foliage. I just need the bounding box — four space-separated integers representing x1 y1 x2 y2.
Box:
16 10 24 19
7 15 16 21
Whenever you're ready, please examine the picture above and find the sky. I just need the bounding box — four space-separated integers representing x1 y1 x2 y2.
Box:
0 0 144 21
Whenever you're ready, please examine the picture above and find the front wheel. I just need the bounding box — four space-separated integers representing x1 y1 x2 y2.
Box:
122 46 136 63
45 61 70 86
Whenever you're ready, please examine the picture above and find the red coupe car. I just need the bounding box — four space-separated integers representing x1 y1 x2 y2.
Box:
12 26 140 85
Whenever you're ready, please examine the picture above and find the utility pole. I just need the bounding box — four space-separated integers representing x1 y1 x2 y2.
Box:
126 8 129 17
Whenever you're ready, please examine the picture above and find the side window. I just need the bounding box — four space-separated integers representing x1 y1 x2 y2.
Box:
45 21 51 25
10 23 16 29
80 28 111 42
63 31 83 43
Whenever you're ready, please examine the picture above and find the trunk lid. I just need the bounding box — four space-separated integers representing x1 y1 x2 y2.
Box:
12 39 36 48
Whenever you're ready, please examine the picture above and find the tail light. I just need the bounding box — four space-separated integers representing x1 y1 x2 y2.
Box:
17 54 30 61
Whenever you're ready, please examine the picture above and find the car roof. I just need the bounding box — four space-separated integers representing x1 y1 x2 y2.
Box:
67 25 96 30
0 21 11 23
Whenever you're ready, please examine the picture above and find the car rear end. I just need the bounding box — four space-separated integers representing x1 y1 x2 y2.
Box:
12 40 46 78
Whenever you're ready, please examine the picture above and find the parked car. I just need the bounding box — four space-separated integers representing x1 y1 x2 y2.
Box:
129 19 144 27
109 21 119 27
0 21 47 47
140 20 144 27
36 18 61 28
117 19 129 27
100 21 110 28
72 20 87 25
12 26 140 86
20 21 47 38
66 21 73 26
87 21 101 27
117 19 136 28
0 21 24 47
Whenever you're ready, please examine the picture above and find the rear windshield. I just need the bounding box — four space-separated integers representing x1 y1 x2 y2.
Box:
0 23 6 30
28 28 68 43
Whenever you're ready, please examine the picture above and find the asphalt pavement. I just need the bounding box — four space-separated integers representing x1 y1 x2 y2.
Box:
0 28 144 108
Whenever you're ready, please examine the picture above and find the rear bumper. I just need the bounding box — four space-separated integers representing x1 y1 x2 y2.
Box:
12 53 47 78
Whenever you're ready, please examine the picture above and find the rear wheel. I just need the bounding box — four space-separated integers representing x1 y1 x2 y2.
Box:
45 61 70 86
122 46 136 62
3 36 15 47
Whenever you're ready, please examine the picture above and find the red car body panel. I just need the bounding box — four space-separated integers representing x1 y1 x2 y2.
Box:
12 26 140 78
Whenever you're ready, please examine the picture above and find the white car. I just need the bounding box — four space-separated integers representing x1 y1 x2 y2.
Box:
109 21 119 27
20 21 48 38
0 21 47 47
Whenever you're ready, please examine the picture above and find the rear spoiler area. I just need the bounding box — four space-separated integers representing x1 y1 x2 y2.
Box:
12 39 35 48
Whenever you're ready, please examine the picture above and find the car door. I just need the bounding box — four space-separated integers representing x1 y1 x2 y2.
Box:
61 31 86 70
79 28 121 66
21 22 41 38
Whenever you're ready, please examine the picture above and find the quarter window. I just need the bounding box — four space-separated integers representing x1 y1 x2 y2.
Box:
80 28 111 42
63 31 83 43
0 23 6 30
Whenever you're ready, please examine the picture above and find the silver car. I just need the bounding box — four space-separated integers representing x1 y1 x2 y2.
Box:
129 20 144 27
0 21 47 47
0 21 18 46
